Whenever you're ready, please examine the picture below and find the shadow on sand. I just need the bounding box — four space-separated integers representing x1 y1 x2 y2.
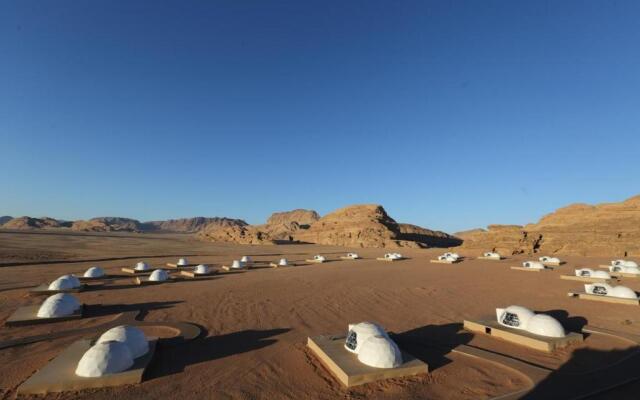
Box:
393 322 473 371
145 328 290 379
521 345 640 399
84 301 183 319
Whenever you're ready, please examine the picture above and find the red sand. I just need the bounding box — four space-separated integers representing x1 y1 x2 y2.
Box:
0 231 639 399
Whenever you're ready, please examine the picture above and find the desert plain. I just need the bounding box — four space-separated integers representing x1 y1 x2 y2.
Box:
1 229 639 399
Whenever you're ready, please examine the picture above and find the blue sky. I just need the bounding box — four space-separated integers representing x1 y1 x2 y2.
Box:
1 1 639 233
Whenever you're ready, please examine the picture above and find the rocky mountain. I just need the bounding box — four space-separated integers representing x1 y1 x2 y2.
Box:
397 223 462 247
453 228 487 239
143 217 247 233
293 204 457 248
460 195 640 257
2 216 71 229
71 217 144 232
0 216 13 225
266 209 319 227
197 223 274 245
258 209 320 240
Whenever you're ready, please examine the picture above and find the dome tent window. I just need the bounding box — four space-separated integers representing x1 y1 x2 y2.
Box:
496 306 566 338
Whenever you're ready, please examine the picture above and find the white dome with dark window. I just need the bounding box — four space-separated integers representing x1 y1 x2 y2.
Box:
149 269 169 281
523 261 545 269
97 325 149 358
611 260 638 268
177 258 188 266
439 255 457 262
483 252 501 259
585 283 638 299
385 253 402 260
575 268 611 279
346 253 360 259
609 265 640 275
344 322 402 368
75 341 134 377
231 260 244 269
444 252 460 259
278 258 288 266
539 256 560 263
84 266 105 278
496 305 566 338
344 322 389 354
241 256 252 263
37 293 81 318
314 255 326 262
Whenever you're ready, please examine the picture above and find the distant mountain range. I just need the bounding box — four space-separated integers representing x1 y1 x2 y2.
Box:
0 207 462 249
0 215 247 233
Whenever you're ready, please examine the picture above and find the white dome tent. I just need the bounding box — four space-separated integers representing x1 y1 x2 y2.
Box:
75 341 134 377
522 261 545 270
495 306 566 338
279 258 289 266
347 253 359 259
385 253 402 260
194 264 210 274
444 252 460 260
231 260 244 269
149 269 169 282
539 256 560 263
177 258 189 266
314 255 326 262
575 268 611 279
241 256 252 264
134 261 150 271
438 255 458 262
609 265 640 275
48 275 81 291
584 283 638 299
37 293 81 318
611 260 638 268
83 266 105 278
344 322 403 368
97 325 149 358
483 252 501 259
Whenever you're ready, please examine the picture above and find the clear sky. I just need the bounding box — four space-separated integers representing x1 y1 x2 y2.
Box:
1 1 639 233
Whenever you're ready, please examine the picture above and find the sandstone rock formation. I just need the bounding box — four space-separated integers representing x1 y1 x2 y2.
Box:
293 204 458 248
460 195 640 257
397 223 462 247
71 217 144 232
197 223 274 245
143 217 247 233
2 216 71 229
258 209 320 240
453 228 487 239
267 209 319 227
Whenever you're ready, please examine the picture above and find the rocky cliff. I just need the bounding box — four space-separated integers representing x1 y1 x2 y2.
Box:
460 195 640 256
71 217 144 232
143 217 247 233
2 216 71 229
293 204 456 248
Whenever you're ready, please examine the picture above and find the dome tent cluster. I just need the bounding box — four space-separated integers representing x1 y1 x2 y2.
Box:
344 322 402 369
75 325 149 377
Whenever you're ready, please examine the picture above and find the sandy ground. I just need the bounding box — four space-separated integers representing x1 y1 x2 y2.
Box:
0 230 639 399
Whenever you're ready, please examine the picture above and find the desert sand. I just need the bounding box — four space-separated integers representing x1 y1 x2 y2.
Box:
0 230 639 399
